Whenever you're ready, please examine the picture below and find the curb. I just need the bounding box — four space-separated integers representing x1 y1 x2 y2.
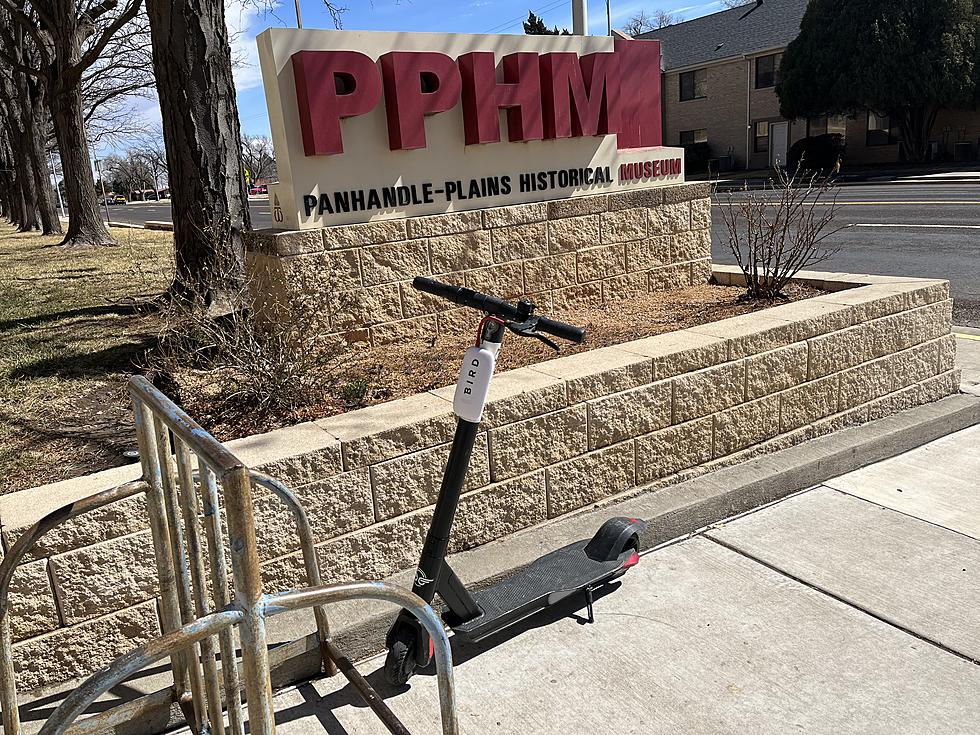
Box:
264 391 980 685
712 175 980 192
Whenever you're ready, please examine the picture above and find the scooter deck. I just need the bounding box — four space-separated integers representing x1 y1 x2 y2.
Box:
448 538 635 642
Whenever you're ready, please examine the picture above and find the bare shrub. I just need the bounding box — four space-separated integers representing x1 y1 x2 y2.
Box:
718 167 843 301
145 215 343 424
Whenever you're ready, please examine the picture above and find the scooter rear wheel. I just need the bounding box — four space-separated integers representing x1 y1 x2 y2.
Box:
384 634 418 686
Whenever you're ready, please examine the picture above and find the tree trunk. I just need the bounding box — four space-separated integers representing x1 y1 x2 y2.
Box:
26 90 62 235
146 0 251 308
896 104 940 164
48 84 115 246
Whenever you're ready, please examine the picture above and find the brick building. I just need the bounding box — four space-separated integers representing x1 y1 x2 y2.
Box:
638 0 980 170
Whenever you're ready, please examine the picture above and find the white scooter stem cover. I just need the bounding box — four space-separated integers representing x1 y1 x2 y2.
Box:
454 345 495 423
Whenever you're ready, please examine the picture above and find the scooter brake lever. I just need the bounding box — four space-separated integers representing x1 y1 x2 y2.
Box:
505 318 562 353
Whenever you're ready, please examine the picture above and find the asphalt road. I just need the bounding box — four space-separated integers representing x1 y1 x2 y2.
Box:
103 182 980 326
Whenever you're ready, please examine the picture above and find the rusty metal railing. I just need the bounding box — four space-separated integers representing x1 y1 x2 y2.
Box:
0 376 460 735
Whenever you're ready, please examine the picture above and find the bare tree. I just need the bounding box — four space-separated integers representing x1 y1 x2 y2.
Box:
720 0 754 8
0 0 144 247
241 134 277 185
623 9 676 35
719 169 843 301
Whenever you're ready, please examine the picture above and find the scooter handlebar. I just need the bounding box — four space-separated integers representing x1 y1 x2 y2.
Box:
412 276 586 344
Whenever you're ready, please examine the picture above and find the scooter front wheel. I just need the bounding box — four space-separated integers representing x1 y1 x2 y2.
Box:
384 633 418 686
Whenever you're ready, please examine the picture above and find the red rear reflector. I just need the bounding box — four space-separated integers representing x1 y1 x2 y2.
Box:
429 638 434 657
623 551 640 568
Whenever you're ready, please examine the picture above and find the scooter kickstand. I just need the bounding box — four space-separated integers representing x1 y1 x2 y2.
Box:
585 585 595 624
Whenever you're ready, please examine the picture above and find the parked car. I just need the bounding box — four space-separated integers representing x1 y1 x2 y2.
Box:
102 194 127 205
249 184 268 195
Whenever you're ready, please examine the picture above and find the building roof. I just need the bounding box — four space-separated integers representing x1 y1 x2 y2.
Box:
637 0 809 71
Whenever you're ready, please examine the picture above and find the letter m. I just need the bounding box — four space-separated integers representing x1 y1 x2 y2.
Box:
540 52 620 140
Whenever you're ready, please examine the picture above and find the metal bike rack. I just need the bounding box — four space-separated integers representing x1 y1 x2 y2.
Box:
0 375 459 735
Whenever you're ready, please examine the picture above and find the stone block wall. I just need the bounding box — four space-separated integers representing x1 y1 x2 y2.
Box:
0 270 958 691
245 183 713 346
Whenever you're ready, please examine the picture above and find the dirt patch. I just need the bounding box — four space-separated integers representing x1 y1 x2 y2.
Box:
177 281 820 441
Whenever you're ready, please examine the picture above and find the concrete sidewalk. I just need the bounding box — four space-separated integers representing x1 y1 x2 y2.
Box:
229 425 980 734
955 326 980 393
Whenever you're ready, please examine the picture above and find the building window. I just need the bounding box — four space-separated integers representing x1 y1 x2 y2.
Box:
866 111 893 146
755 53 782 89
809 114 848 137
679 129 708 145
679 68 707 101
754 121 769 152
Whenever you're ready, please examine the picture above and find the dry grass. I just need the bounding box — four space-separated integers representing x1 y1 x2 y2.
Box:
0 224 173 492
1 219 819 494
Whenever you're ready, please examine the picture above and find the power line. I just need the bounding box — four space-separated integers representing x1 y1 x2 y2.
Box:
483 0 568 35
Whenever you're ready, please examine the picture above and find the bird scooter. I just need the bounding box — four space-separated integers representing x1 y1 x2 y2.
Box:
384 276 647 685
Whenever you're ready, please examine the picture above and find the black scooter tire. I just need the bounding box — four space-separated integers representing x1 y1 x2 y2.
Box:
384 636 418 686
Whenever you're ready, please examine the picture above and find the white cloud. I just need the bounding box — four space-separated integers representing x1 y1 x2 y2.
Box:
226 0 282 93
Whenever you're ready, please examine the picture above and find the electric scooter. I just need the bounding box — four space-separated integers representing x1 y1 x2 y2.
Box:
384 276 647 685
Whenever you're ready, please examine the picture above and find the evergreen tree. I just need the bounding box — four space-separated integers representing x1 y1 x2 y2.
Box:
523 11 570 35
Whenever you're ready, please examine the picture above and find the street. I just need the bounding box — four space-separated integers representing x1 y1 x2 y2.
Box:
102 181 980 327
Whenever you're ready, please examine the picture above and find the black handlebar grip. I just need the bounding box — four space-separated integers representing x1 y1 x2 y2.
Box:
412 276 467 304
536 316 586 344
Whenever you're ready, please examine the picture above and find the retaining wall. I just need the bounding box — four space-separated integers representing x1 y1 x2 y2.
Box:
245 182 713 344
0 268 958 691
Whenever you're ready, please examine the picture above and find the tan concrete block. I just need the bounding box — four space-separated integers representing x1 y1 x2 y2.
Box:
811 283 937 322
600 208 647 243
625 236 671 271
317 392 456 469
714 395 781 457
546 441 635 517
450 471 547 553
607 187 664 210
523 253 577 292
49 531 157 625
282 249 361 291
360 240 430 286
433 367 567 429
312 508 432 586
807 324 871 380
648 262 691 290
552 282 603 310
13 600 160 691
370 314 440 345
465 261 524 298
549 214 600 253
839 340 940 409
764 299 854 340
663 182 710 203
746 343 808 400
489 405 588 481
577 243 625 282
635 417 713 484
323 220 407 249
689 314 797 360
649 201 691 234
7 559 59 642
779 374 840 433
588 380 671 449
491 221 549 262
672 229 711 261
811 405 869 437
250 228 322 256
865 383 926 422
407 210 483 238
436 305 476 335
533 346 652 403
429 230 493 273
549 195 608 218
920 369 959 403
673 360 746 423
400 272 465 317
3 492 149 561
937 334 957 372
865 300 953 359
483 201 548 228
228 421 343 486
690 198 711 230
329 283 402 329
601 271 649 303
253 468 375 561
620 330 728 381
372 433 489 519
691 258 713 285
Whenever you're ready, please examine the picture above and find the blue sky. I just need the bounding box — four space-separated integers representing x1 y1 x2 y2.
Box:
231 0 729 138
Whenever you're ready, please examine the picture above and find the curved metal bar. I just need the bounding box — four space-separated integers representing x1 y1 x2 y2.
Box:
39 610 245 735
265 582 460 735
0 478 149 735
249 471 337 676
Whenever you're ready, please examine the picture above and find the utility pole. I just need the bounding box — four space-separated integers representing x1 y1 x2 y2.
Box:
572 0 588 34
606 0 611 35
93 157 111 225
49 149 65 218
294 0 302 28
